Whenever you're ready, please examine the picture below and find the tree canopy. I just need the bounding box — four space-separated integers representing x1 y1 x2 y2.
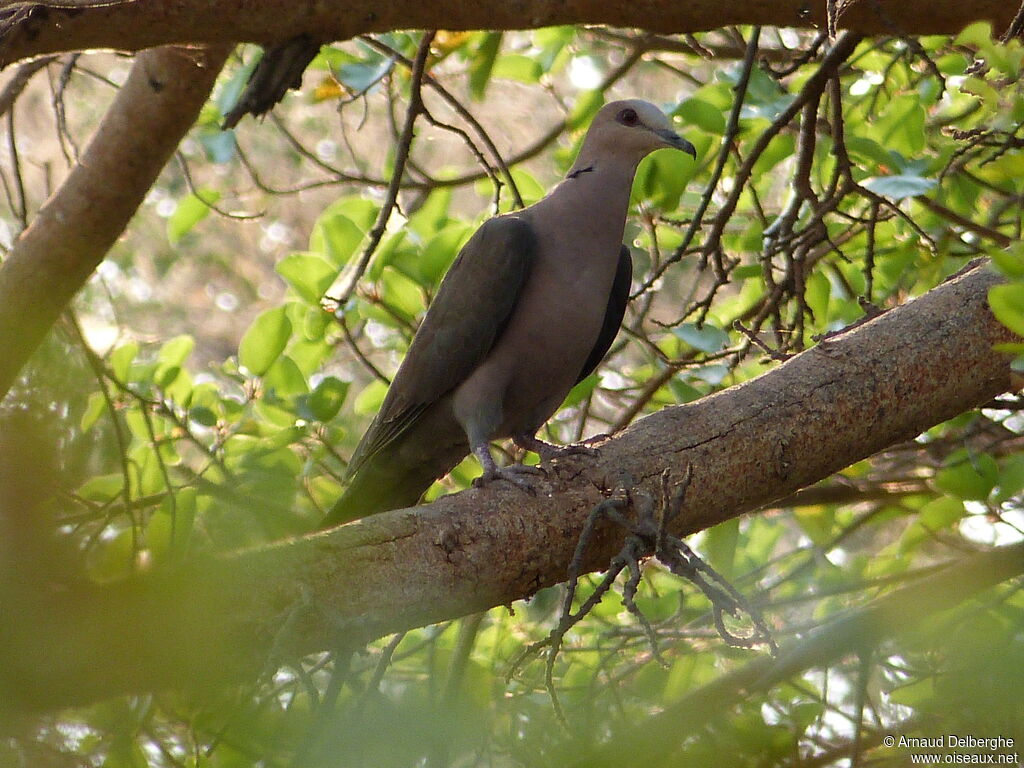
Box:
2 3 1024 767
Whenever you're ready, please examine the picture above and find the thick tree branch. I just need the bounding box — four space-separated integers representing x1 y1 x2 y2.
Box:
0 263 1016 711
0 0 1015 68
0 44 229 398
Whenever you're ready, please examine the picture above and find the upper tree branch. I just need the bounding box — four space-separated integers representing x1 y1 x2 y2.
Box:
0 44 229 398
0 263 1015 710
0 0 1016 68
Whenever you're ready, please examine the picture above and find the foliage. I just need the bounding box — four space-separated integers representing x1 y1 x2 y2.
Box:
2 21 1024 768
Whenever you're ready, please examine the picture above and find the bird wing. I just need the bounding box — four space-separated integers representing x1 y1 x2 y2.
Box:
346 214 536 476
576 244 632 384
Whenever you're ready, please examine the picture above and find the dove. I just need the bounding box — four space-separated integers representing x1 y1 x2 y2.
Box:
323 99 695 527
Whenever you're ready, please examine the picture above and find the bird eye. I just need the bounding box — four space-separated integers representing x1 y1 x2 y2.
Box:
617 108 639 126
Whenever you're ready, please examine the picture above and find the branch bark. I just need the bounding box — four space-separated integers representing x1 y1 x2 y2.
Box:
0 263 1015 711
0 44 229 397
0 0 1015 68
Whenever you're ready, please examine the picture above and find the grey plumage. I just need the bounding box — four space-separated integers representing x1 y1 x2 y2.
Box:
323 99 695 527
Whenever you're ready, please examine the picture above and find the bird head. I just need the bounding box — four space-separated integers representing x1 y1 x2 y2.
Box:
576 99 697 168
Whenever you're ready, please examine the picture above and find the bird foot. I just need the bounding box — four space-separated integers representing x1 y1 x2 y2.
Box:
513 434 601 463
472 463 544 494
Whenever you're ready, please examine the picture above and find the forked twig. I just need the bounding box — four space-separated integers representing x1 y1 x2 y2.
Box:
512 465 778 722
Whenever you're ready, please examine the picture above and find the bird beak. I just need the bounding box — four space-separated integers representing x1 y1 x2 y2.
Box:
656 129 697 158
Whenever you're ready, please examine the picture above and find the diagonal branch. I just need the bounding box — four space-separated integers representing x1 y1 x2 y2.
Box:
0 263 1015 711
0 44 230 398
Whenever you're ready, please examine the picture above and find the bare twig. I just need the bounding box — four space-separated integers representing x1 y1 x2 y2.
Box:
634 26 762 298
324 31 436 306
0 55 57 116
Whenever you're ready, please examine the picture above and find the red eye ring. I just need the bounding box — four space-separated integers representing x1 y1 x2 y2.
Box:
618 108 639 126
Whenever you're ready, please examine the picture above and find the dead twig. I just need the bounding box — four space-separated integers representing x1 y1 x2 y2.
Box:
512 466 777 722
324 31 436 307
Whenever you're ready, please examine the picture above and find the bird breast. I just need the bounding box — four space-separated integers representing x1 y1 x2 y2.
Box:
453 237 621 440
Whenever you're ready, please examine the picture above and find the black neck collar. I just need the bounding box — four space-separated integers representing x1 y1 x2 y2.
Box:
567 165 595 179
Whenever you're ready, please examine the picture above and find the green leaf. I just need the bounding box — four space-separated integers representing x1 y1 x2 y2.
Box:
805 270 831 323
900 495 966 552
311 207 367 267
78 474 123 503
692 364 728 385
934 452 998 500
336 53 392 93
752 134 796 176
959 76 1001 108
844 135 895 170
989 283 1024 337
147 489 196 561
861 174 937 200
889 677 936 708
996 454 1024 502
669 378 701 403
158 335 195 367
417 223 471 285
561 373 598 410
732 264 763 280
408 187 452 237
109 342 138 383
509 168 547 205
674 322 729 353
263 354 308 397
380 267 426 322
794 505 836 546
469 32 502 100
81 391 107 432
335 197 380 232
154 335 194 392
165 368 193 404
276 253 338 305
734 66 793 121
198 129 236 164
918 495 966 529
954 21 995 50
354 379 389 416
633 148 696 210
702 518 739 578
167 189 221 245
989 244 1024 278
155 364 182 389
492 54 542 84
217 55 258 117
302 305 332 342
673 97 726 135
871 94 926 155
239 306 292 376
189 405 218 427
306 376 349 421
129 442 163 496
373 230 413 276
568 90 604 129
533 26 575 71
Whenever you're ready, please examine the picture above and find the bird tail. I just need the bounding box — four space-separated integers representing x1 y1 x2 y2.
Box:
320 402 469 529
320 461 431 528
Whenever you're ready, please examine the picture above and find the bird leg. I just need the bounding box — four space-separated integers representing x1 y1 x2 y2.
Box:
471 443 543 492
513 433 600 463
